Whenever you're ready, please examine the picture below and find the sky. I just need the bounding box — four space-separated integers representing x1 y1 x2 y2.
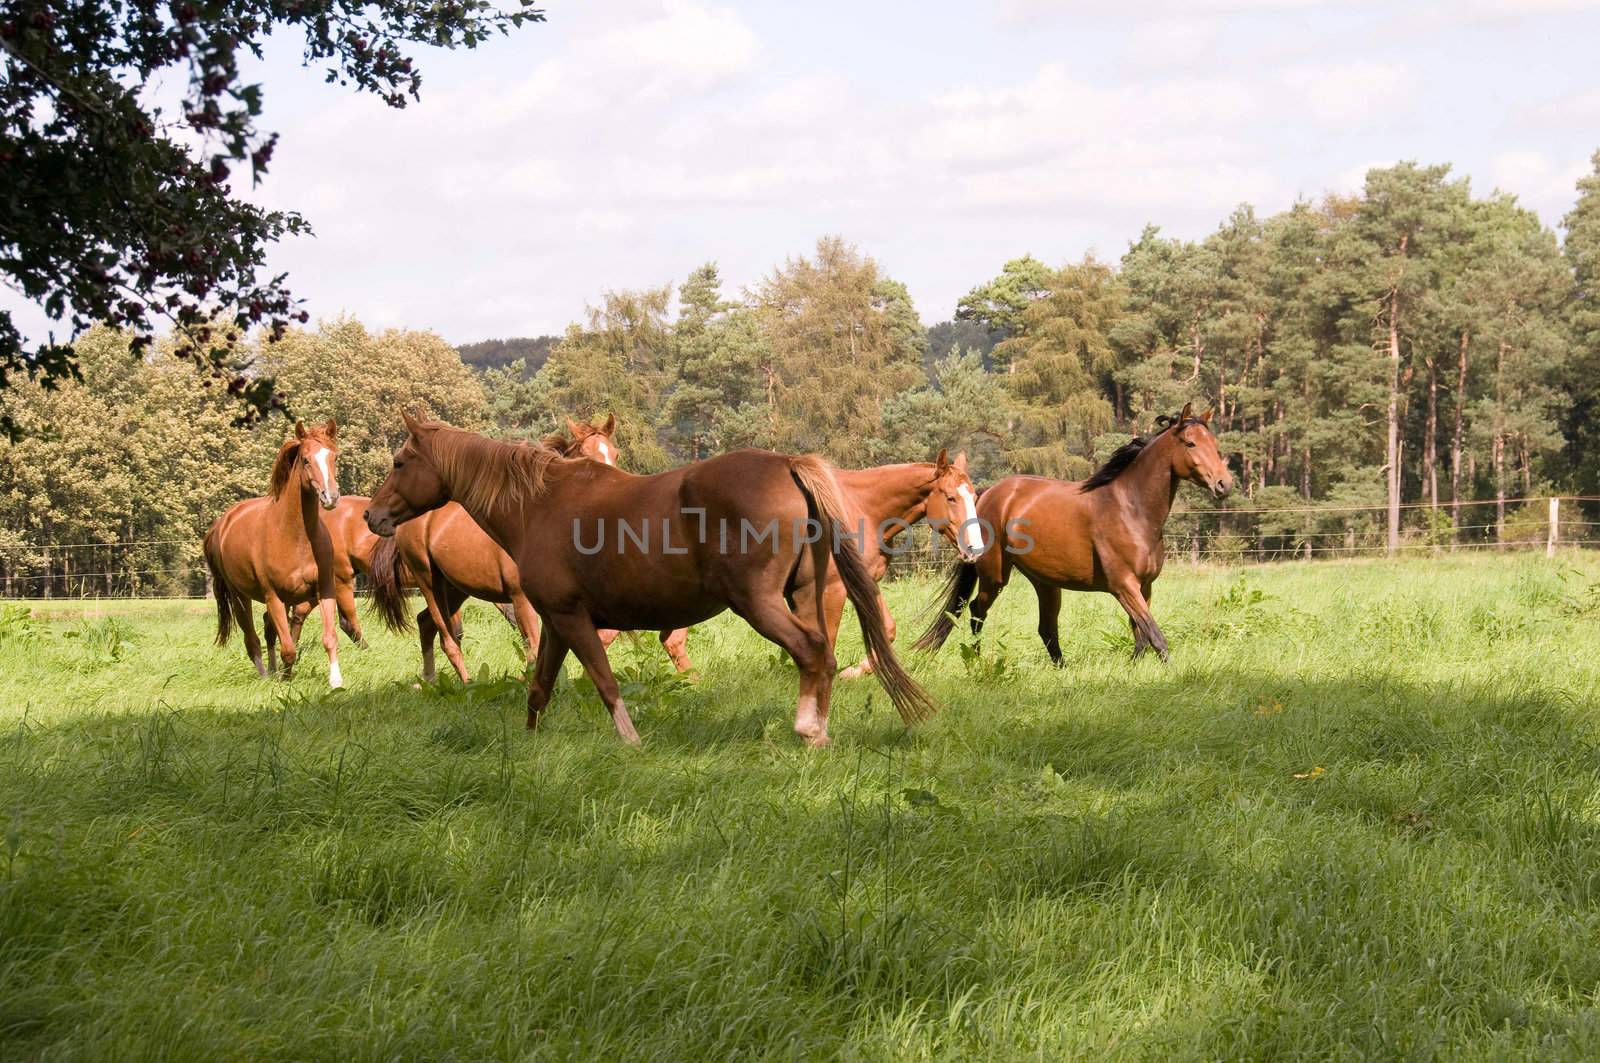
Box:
10 0 1600 346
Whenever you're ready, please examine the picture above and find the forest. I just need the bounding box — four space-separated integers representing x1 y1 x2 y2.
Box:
3 156 1598 595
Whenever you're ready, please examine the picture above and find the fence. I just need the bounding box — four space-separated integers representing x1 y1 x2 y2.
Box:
2 497 1597 599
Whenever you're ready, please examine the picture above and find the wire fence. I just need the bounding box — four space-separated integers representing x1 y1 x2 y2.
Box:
2 497 1596 600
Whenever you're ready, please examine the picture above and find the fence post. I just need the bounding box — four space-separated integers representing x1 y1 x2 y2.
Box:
1548 497 1560 558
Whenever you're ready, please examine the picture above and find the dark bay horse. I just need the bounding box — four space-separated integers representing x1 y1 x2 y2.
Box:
829 451 983 679
365 412 935 745
917 405 1232 663
370 416 693 683
204 420 356 686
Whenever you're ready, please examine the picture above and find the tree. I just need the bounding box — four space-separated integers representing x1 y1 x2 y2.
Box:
1563 150 1600 499
530 287 675 471
0 0 542 435
954 255 1052 367
257 318 489 492
754 237 926 466
876 350 1011 480
998 256 1125 477
660 264 773 459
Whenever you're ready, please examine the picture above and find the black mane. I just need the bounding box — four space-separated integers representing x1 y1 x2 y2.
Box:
1079 412 1198 491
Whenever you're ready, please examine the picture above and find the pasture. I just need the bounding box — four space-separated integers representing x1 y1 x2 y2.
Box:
4 554 1600 1059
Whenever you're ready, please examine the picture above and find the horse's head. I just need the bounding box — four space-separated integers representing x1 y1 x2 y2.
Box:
365 410 449 536
922 449 986 561
566 413 619 466
1167 403 1232 500
273 419 341 510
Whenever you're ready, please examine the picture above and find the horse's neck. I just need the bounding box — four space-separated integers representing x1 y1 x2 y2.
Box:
1112 436 1179 532
267 470 320 539
839 464 934 527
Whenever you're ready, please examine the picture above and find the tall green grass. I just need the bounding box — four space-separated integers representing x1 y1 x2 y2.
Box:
4 554 1600 1059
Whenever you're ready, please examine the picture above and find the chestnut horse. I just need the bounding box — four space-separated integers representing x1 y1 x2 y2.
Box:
204 420 354 686
370 416 693 683
916 405 1232 663
828 451 983 679
365 412 935 745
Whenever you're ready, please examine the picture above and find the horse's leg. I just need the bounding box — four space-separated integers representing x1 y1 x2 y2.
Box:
264 595 298 679
236 600 266 677
419 572 470 684
659 628 694 674
510 591 541 661
316 595 344 688
525 627 569 731
969 553 1011 643
731 589 836 747
543 611 639 744
1029 577 1064 666
1113 574 1167 663
417 607 439 683
262 608 277 676
335 579 367 648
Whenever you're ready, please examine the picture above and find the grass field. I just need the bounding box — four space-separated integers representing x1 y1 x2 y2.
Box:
4 553 1600 1059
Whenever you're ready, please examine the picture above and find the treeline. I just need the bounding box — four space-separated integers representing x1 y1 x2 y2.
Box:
2 156 1598 595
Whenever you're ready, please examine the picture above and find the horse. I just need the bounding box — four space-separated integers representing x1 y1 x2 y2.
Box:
364 411 936 746
827 450 984 679
203 420 356 686
370 416 694 683
916 404 1233 663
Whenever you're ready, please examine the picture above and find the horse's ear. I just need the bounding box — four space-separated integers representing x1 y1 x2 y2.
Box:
294 420 307 440
954 451 968 473
323 418 338 439
401 409 425 437
601 413 616 436
1179 402 1193 422
934 447 950 471
566 418 584 439
1200 407 1214 425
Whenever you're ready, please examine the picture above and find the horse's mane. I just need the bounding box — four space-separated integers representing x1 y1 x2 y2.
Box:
540 427 586 455
1079 412 1199 492
427 425 564 513
267 439 301 500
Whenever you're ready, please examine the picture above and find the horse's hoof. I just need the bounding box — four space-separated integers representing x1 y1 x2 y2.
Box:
805 734 832 749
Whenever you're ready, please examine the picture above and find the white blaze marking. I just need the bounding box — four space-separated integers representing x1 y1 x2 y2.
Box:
328 659 343 688
596 440 613 465
957 485 984 556
311 448 334 493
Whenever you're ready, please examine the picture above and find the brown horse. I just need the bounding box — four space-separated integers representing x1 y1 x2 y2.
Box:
203 420 354 686
371 416 693 683
916 405 1233 663
365 412 935 745
827 451 983 679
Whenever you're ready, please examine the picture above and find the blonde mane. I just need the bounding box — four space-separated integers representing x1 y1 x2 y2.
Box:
426 425 565 514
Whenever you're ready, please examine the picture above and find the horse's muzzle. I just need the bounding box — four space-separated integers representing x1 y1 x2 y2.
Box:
319 490 340 510
364 508 396 538
1210 479 1233 500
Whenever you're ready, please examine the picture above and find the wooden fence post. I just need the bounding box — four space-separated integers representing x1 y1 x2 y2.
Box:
1547 497 1559 558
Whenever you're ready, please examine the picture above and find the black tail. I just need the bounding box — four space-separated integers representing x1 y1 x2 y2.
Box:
370 535 413 632
790 456 938 725
912 559 979 652
204 527 237 646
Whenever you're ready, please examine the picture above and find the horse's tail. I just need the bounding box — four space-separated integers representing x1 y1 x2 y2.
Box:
369 535 413 633
789 455 937 725
912 559 979 652
203 525 237 647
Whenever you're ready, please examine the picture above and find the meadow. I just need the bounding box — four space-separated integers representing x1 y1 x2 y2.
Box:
4 553 1600 1060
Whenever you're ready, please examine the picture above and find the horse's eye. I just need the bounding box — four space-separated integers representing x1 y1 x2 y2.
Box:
1184 441 1196 448
393 460 403 470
